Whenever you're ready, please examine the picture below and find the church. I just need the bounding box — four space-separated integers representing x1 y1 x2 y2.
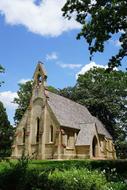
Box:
12 62 116 160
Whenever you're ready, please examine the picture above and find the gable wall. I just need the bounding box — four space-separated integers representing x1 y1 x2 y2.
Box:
29 98 44 158
44 104 60 159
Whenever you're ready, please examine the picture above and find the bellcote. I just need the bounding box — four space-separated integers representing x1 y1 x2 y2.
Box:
33 61 47 87
31 61 48 102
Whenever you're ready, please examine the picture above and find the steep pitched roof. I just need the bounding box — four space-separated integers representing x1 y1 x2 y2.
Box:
76 123 95 145
47 90 94 129
76 119 112 146
94 117 112 139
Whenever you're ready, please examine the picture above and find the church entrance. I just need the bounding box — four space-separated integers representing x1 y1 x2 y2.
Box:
92 136 98 157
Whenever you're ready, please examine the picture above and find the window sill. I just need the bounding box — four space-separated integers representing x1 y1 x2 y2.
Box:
66 147 74 150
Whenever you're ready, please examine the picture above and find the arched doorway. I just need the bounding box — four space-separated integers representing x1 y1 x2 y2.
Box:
92 136 98 157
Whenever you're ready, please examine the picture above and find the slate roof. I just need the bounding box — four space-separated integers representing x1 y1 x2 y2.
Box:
46 90 112 144
94 117 112 139
76 123 95 145
47 90 94 129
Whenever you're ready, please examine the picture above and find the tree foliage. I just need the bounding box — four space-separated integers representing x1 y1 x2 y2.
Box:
0 101 14 157
47 85 59 94
59 68 127 158
13 81 33 125
0 65 13 157
62 0 127 69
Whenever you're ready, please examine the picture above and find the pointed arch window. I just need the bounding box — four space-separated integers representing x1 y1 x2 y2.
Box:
50 125 53 143
23 128 26 143
37 74 43 86
36 118 40 142
92 136 98 157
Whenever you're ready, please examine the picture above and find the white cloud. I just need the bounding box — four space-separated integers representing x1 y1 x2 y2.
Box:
18 78 31 84
57 62 82 69
0 91 18 109
0 0 80 37
0 91 18 124
46 52 58 61
76 61 107 79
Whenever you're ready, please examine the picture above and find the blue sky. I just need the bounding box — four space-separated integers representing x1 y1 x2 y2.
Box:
0 0 126 125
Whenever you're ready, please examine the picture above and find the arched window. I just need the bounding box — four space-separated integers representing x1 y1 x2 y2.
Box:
36 118 40 142
37 74 43 86
92 136 98 157
23 128 26 143
50 125 53 142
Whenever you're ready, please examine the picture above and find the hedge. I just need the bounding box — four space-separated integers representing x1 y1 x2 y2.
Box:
30 159 127 179
0 158 127 190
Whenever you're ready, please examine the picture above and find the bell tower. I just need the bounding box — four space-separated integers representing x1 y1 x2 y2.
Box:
32 61 47 101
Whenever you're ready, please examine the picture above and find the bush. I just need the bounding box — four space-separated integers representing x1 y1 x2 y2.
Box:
48 168 107 190
0 155 28 190
26 168 127 190
106 182 127 190
30 159 127 180
25 169 49 190
0 159 127 190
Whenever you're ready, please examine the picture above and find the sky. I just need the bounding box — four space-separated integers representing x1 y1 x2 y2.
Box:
0 0 126 125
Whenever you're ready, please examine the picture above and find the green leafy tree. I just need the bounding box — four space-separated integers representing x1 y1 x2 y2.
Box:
13 81 33 125
59 86 76 100
62 0 127 69
59 68 127 158
0 65 13 157
47 85 59 94
0 101 14 157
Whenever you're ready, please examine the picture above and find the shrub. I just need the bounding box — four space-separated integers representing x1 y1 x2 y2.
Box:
49 168 107 190
30 159 127 180
0 159 127 190
25 169 49 190
0 155 28 190
106 182 127 190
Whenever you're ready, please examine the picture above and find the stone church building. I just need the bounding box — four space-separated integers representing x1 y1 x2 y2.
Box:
12 62 116 160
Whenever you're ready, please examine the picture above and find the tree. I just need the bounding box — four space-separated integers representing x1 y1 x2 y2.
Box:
0 65 13 157
62 0 127 69
13 81 33 125
59 68 127 158
47 85 59 94
0 101 14 157
0 65 4 87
